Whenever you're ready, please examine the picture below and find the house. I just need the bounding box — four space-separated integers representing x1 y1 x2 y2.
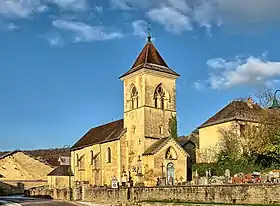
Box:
47 156 73 189
0 150 54 189
196 98 277 163
70 35 190 187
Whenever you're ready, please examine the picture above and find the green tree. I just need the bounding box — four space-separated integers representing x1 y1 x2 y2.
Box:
168 115 178 139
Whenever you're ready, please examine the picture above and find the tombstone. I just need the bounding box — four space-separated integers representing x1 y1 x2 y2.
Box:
205 170 209 185
194 169 199 185
225 169 231 184
112 177 118 189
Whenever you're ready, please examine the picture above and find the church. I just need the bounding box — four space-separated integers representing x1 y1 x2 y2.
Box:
70 35 193 187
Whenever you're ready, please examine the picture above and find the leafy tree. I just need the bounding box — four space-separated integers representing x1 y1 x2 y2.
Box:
168 115 178 139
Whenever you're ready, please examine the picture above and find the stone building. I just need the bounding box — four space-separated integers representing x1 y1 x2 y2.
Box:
47 156 73 189
196 98 271 163
0 150 54 188
70 36 190 187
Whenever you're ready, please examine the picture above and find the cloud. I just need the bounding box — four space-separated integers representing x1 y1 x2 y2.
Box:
166 0 190 13
132 20 148 37
148 6 192 33
48 0 88 11
7 22 19 30
195 55 280 90
110 0 280 33
52 20 123 42
0 0 46 18
41 31 64 47
95 6 103 13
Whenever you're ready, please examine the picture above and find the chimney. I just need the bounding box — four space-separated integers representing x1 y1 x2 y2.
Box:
247 97 254 109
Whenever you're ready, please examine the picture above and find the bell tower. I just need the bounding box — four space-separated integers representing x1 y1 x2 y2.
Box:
119 33 180 171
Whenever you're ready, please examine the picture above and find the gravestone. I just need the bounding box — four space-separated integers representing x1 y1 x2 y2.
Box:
225 169 231 184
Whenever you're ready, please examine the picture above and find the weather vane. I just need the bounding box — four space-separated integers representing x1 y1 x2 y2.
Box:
147 21 151 42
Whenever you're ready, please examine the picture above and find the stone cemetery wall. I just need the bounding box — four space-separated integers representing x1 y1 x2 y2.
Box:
27 183 280 204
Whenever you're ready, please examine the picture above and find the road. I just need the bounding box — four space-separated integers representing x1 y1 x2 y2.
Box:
0 196 80 206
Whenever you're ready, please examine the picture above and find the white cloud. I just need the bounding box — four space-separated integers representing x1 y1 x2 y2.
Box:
166 0 190 13
192 0 280 29
42 31 64 47
195 55 280 90
52 20 123 42
132 20 148 37
48 0 88 11
148 6 192 33
7 22 19 30
0 0 45 18
95 6 103 13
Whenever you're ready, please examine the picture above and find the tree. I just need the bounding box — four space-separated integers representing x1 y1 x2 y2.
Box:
168 115 178 139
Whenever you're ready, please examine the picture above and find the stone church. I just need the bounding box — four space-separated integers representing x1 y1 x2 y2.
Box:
70 35 192 187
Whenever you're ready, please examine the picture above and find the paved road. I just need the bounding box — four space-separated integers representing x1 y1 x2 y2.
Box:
0 196 79 206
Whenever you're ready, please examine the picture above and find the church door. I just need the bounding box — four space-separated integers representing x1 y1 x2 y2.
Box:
166 162 175 185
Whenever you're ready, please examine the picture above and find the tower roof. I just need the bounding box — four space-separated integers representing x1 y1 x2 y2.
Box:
119 38 180 79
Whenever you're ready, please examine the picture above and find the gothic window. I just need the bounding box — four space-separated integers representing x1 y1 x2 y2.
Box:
90 150 94 165
107 147 112 163
130 86 139 109
165 147 177 160
154 84 165 109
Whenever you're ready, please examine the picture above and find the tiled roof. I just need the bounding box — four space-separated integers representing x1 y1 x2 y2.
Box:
119 41 179 78
142 137 170 155
47 165 73 176
71 119 126 151
199 100 263 128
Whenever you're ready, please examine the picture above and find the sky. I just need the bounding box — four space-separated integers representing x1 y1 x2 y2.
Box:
1 0 280 151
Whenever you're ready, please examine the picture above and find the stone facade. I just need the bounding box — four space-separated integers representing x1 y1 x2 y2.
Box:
69 39 187 188
28 184 280 204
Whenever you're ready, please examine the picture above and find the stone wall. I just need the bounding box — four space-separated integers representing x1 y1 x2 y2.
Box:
0 181 24 196
27 184 280 204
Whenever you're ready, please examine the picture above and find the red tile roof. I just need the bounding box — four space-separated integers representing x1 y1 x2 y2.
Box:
71 119 126 151
119 41 179 78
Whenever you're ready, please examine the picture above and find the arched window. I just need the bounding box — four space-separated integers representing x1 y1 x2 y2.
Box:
76 154 79 167
165 147 177 160
130 86 139 109
90 150 94 165
154 84 165 109
107 147 112 163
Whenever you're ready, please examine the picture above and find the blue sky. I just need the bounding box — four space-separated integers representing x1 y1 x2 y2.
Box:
1 0 280 150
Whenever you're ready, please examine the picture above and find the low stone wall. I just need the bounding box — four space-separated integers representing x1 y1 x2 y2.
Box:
0 181 24 196
27 184 280 204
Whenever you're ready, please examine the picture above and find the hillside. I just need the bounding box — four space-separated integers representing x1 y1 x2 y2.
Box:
0 148 70 167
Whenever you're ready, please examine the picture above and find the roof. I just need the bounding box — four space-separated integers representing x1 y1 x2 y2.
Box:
119 40 180 78
71 119 126 151
143 137 190 157
199 100 263 128
47 165 73 176
0 150 54 168
142 137 170 155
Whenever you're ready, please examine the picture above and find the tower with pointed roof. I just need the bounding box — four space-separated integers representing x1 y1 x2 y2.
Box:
120 35 180 172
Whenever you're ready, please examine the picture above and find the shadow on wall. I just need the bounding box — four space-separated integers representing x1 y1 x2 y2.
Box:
0 181 25 196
